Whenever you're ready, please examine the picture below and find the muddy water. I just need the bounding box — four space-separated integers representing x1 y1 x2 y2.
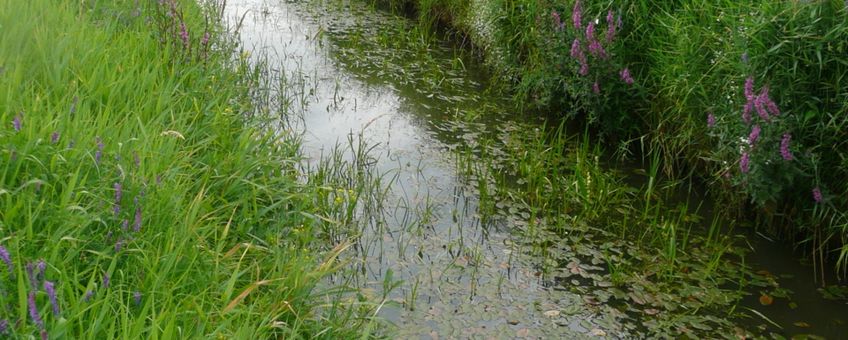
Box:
225 0 847 338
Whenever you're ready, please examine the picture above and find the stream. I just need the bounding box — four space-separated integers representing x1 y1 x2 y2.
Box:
225 0 848 338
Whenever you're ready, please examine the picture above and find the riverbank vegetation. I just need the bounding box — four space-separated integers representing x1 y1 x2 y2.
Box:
370 0 848 277
0 0 375 337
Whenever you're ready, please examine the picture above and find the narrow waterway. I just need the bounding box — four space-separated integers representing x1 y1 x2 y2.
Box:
225 0 848 338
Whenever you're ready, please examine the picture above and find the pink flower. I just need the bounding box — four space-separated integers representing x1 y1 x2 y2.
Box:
707 113 716 128
740 152 750 173
606 11 617 43
619 68 634 85
780 133 793 160
592 82 600 94
572 0 583 30
744 77 755 101
748 125 761 145
812 187 823 203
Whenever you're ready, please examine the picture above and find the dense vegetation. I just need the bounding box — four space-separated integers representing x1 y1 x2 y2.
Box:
0 0 372 337
375 0 848 275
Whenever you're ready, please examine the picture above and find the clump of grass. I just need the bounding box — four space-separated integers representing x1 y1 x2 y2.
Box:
0 0 373 337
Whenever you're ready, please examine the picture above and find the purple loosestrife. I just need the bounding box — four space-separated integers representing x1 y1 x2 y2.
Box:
754 87 771 122
592 82 600 94
28 291 43 329
780 133 793 160
0 246 12 274
619 68 634 85
179 22 189 49
12 113 21 132
551 11 563 30
586 22 607 59
744 77 755 101
707 113 716 128
740 152 750 173
813 187 823 203
570 39 589 76
44 281 60 316
606 11 617 43
748 125 761 145
572 0 583 30
134 206 143 232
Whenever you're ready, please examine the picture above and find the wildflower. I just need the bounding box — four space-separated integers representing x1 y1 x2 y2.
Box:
12 113 21 132
133 291 142 306
619 68 634 85
754 88 771 122
765 95 780 116
102 274 110 289
51 131 60 144
740 152 750 173
570 38 583 60
748 125 761 145
26 262 37 289
83 290 94 302
0 246 12 274
36 259 46 278
812 187 823 203
585 22 606 58
551 11 563 30
579 63 589 76
592 82 600 94
572 0 582 30
28 291 43 329
605 10 617 43
44 281 60 316
744 77 755 101
95 137 104 164
742 101 753 124
114 182 123 215
133 206 142 232
707 112 716 128
0 319 8 335
179 22 189 48
201 31 210 46
115 238 123 252
780 133 793 160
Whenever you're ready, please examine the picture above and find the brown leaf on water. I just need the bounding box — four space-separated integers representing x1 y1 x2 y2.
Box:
793 321 810 328
758 294 774 306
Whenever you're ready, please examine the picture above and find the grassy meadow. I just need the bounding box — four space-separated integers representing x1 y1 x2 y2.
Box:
0 0 374 337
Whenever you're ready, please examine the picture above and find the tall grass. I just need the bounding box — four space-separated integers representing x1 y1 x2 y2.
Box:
0 0 373 337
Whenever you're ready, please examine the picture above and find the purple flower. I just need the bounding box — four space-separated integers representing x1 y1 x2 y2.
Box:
606 11 617 43
44 281 60 316
133 291 142 306
36 259 46 278
570 38 583 59
744 76 755 101
740 152 750 173
179 22 189 48
201 31 210 46
114 182 123 215
133 206 142 232
579 63 589 76
754 88 771 122
0 246 13 274
592 82 600 94
12 113 21 132
707 113 716 128
586 21 595 40
748 125 761 145
26 262 37 289
780 133 793 160
83 290 94 302
95 137 104 164
122 219 129 231
551 11 562 30
51 131 60 144
812 187 823 203
572 0 582 30
765 96 780 116
115 238 123 252
0 319 8 334
742 101 753 124
28 291 43 329
619 68 634 85
102 274 110 289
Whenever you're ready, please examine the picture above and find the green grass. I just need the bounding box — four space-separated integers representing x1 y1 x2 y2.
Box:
0 0 375 337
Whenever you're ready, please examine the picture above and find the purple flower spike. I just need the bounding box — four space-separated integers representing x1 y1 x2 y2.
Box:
0 319 8 335
592 82 601 94
133 206 142 232
812 187 823 203
765 96 780 116
115 238 123 252
606 10 617 43
570 38 582 60
780 133 793 161
95 137 104 164
179 22 189 48
0 246 13 274
740 152 750 173
36 259 46 278
551 11 562 30
12 113 22 132
201 31 210 46
102 274 110 289
26 263 37 289
114 182 123 205
742 102 753 124
754 88 771 122
83 290 94 302
707 113 716 128
744 77 755 101
41 330 48 340
572 0 582 30
619 68 634 85
133 291 142 306
44 281 60 316
748 125 761 145
51 131 60 144
579 63 589 76
28 291 43 329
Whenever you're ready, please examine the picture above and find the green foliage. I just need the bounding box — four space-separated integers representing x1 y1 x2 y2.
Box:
0 0 372 337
